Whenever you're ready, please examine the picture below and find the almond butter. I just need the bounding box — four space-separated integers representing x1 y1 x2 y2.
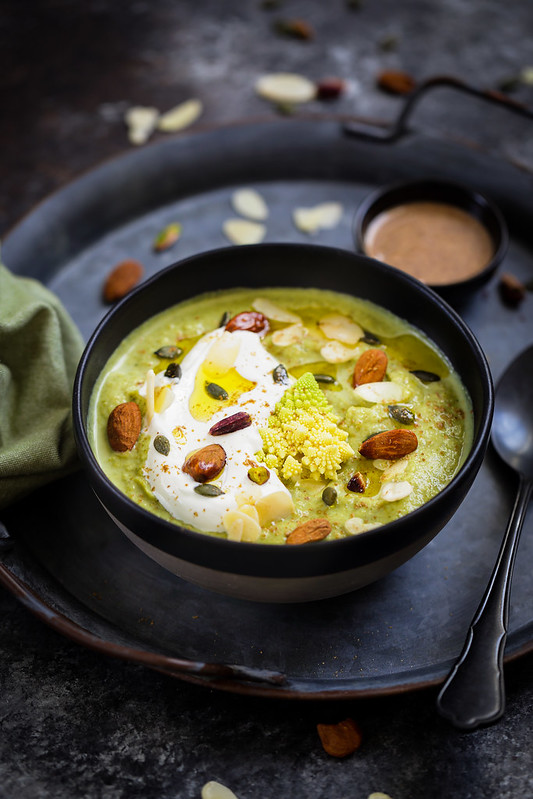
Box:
183 444 226 483
107 402 142 452
316 718 363 758
286 518 331 545
103 259 144 303
353 348 388 386
359 429 418 460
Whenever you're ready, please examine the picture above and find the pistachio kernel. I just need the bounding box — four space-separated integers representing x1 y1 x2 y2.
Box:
410 369 440 383
153 434 171 456
388 404 415 425
248 466 270 485
164 362 182 379
194 484 225 497
272 364 290 385
206 382 229 401
155 345 183 359
322 485 337 506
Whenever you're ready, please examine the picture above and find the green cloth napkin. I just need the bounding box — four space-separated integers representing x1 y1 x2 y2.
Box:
0 263 84 510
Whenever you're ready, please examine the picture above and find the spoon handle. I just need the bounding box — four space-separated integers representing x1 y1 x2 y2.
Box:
436 475 533 730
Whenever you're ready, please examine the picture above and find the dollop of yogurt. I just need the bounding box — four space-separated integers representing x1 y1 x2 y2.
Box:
141 327 291 533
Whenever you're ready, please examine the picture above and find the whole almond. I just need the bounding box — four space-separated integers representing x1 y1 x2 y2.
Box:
316 718 363 758
183 444 226 483
107 402 142 452
377 69 417 95
286 518 331 545
353 348 388 386
359 429 418 460
103 260 144 303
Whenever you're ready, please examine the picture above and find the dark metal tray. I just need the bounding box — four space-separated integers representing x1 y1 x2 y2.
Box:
2 107 533 698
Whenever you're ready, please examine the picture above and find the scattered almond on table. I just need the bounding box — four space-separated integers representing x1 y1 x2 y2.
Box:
201 782 239 799
498 272 526 307
102 259 144 303
376 69 417 95
316 717 363 757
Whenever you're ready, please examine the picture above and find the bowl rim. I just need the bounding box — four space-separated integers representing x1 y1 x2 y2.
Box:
353 177 509 293
73 242 494 575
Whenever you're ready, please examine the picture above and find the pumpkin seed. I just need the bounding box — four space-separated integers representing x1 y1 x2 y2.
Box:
164 362 182 379
248 466 270 485
313 373 337 385
410 369 440 383
155 345 183 359
388 404 415 425
273 364 290 384
153 434 170 456
361 329 381 345
322 486 337 506
218 311 231 327
362 430 387 443
194 484 225 497
206 382 229 401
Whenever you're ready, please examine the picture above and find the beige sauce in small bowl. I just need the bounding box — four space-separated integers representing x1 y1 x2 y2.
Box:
364 201 495 286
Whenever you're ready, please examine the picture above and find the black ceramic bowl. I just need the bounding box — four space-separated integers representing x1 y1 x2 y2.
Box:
73 243 493 603
354 179 508 303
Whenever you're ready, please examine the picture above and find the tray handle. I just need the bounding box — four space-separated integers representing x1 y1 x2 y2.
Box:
343 75 533 144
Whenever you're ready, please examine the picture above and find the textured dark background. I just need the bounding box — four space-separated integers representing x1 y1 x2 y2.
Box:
1 1 533 797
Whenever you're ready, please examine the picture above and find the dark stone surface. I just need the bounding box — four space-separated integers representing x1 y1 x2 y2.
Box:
1 1 533 797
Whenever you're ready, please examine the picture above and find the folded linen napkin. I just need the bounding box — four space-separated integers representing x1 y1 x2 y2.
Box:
0 263 84 509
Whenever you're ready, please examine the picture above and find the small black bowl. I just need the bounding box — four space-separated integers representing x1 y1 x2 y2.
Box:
73 243 493 603
354 179 508 303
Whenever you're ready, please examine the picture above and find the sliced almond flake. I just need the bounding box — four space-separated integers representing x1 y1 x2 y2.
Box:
344 517 381 535
231 188 269 221
353 381 405 403
223 509 261 542
255 72 317 104
145 369 155 424
381 480 413 502
205 331 241 373
319 313 363 345
320 340 358 363
125 106 159 145
154 385 173 414
222 219 266 245
252 297 301 323
271 322 307 346
255 490 295 526
293 202 343 234
381 457 409 481
373 458 392 471
201 782 239 799
157 99 203 132
520 66 533 85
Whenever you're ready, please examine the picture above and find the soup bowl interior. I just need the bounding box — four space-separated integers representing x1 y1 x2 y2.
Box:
73 243 493 603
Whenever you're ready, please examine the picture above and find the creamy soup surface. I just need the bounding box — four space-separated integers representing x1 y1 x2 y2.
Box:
89 287 473 544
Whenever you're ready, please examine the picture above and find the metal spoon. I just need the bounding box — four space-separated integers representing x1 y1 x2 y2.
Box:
436 343 533 730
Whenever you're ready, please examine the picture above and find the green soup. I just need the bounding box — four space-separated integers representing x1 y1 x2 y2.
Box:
89 287 473 544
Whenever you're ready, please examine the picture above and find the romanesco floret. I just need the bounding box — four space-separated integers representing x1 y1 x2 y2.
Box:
259 372 354 481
